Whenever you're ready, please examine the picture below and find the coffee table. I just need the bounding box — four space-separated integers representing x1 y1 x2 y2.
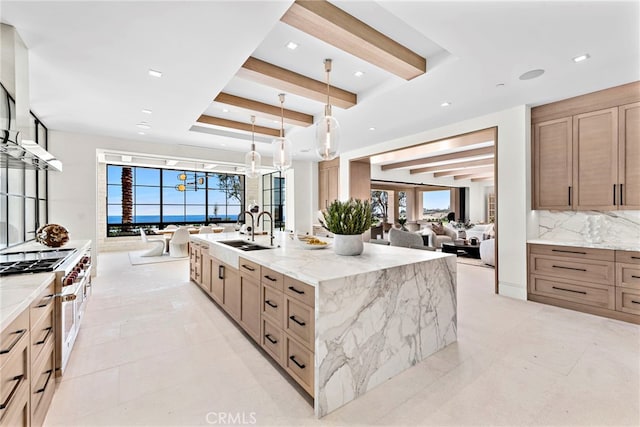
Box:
441 241 481 259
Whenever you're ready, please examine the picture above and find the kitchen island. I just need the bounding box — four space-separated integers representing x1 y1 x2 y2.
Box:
190 232 457 417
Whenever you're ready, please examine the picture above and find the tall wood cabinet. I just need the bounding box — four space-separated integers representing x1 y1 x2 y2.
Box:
318 158 339 210
532 82 640 210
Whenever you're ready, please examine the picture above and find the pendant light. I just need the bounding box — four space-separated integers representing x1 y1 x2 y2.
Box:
272 93 292 171
315 58 340 161
244 115 261 178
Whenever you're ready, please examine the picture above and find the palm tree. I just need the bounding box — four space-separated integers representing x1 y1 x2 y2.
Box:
122 167 133 231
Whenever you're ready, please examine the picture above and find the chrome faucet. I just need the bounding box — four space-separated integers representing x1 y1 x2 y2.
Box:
239 211 255 241
256 211 274 247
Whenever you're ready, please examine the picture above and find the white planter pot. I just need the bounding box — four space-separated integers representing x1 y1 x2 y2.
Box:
333 234 364 256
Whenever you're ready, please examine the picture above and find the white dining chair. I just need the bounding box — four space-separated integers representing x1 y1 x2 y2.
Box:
199 225 214 234
164 224 178 230
140 228 165 257
169 227 190 257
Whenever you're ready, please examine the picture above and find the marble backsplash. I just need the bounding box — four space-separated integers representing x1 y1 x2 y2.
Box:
537 210 640 246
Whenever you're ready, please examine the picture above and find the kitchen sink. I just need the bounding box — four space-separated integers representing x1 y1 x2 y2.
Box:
219 240 273 251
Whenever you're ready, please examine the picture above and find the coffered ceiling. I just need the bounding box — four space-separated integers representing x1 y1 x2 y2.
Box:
1 0 638 172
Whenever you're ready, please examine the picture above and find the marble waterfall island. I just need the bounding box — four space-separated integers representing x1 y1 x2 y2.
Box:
192 233 458 417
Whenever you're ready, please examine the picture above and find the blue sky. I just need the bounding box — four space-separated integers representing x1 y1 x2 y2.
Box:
423 190 450 210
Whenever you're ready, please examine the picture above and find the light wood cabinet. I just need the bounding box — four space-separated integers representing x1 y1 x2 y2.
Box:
533 117 573 210
200 246 212 294
318 158 339 210
0 310 30 427
239 274 260 343
189 242 202 285
222 266 241 321
618 102 640 209
210 260 225 305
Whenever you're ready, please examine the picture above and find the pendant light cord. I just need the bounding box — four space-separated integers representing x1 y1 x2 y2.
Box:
279 93 285 138
250 115 256 160
325 59 332 116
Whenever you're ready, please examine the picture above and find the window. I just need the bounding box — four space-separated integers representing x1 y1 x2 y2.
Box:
262 172 285 231
106 165 245 236
398 191 407 217
422 190 450 221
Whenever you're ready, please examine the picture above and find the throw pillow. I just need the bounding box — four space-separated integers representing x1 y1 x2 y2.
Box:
431 222 445 235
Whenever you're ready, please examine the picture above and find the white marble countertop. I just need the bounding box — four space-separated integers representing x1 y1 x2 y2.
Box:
0 272 56 331
191 232 454 286
0 239 91 254
527 239 639 252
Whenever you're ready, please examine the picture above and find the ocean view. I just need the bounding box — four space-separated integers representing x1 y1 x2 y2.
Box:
107 215 237 224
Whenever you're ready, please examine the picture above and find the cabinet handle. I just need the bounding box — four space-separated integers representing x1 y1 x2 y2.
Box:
551 249 587 255
288 286 305 295
62 294 77 302
552 265 587 272
620 183 624 205
263 275 277 282
552 286 587 295
218 265 224 280
632 257 640 260
613 184 617 205
0 374 24 410
36 327 53 345
289 355 306 369
0 329 27 355
632 275 640 279
35 370 53 394
35 294 54 308
241 264 255 272
289 315 306 326
568 186 572 205
265 334 278 344
265 300 278 309
631 300 640 305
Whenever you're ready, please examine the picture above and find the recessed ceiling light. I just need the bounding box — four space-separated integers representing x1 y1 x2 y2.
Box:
148 69 162 78
369 127 376 131
300 148 310 153
496 83 505 88
121 155 132 162
137 131 146 135
136 122 151 129
286 41 299 50
354 71 365 77
166 160 178 166
573 53 590 63
519 69 545 80
441 102 451 107
141 109 152 114
222 108 229 113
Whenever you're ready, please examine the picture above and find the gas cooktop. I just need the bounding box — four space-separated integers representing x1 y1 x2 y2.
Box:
0 248 77 276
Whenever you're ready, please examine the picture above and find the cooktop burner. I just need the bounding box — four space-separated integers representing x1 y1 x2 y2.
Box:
0 248 77 276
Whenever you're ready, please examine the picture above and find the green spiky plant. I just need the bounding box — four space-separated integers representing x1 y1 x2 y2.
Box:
320 199 372 235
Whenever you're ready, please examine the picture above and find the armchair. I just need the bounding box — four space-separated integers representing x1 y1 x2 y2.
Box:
389 228 435 251
419 226 457 249
169 227 190 257
139 228 165 257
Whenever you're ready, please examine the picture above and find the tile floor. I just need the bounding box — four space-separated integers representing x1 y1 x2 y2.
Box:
44 252 640 426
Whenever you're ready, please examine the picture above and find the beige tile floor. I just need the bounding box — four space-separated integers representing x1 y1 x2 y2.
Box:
44 251 640 426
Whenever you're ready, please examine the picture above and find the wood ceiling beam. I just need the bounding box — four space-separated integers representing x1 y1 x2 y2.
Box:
383 146 494 171
238 57 357 109
281 0 426 80
471 177 495 183
214 93 314 127
196 115 280 137
409 157 494 175
454 172 494 181
433 166 494 178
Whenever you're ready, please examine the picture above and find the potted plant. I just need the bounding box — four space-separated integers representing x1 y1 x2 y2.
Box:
451 219 475 238
320 198 372 255
397 215 407 231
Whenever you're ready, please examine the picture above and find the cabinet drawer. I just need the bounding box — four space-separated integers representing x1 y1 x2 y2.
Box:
260 318 283 366
0 310 29 370
284 335 314 397
261 266 284 291
261 284 283 327
30 306 54 366
0 376 28 427
284 277 315 308
529 244 614 261
529 275 614 309
616 250 640 265
529 254 614 285
617 263 640 289
0 335 29 422
30 339 55 427
239 258 260 281
284 296 314 351
616 287 640 315
30 281 55 327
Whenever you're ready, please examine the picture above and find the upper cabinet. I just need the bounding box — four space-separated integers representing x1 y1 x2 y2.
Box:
532 82 640 211
318 158 339 210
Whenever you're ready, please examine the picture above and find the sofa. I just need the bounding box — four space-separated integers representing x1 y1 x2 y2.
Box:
480 238 495 266
418 225 457 249
388 228 435 251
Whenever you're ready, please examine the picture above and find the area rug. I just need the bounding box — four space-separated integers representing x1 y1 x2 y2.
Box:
128 250 189 266
456 256 494 269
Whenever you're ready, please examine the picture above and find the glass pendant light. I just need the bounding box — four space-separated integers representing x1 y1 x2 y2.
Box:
244 115 261 179
315 58 340 161
272 93 292 171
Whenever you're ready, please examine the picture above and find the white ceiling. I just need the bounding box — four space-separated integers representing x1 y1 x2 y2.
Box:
1 0 638 164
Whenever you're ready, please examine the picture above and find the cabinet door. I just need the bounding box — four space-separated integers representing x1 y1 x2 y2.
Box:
318 168 329 209
573 108 618 210
327 166 339 205
240 276 260 342
211 262 225 305
619 102 640 209
533 117 573 209
201 252 212 294
223 267 241 321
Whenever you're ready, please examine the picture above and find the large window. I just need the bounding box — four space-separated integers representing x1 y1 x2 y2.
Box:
422 190 450 221
106 165 244 236
262 172 285 231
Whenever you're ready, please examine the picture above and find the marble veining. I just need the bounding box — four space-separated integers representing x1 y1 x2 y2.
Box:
315 256 457 416
0 272 56 330
537 210 640 251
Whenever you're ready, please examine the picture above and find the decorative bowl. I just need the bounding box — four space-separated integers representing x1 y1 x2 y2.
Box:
36 224 70 247
295 234 330 250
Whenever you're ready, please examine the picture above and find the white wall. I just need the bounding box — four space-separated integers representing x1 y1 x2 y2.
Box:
340 105 530 300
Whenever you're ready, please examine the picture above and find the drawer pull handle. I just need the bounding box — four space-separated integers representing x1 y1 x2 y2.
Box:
35 294 55 308
265 334 278 344
264 275 277 282
36 327 53 345
35 370 53 394
631 300 640 305
0 374 24 410
242 264 256 272
218 265 225 280
632 275 640 279
289 355 306 369
632 256 640 260
0 329 27 355
288 286 305 295
551 249 587 255
265 300 278 309
552 286 587 295
552 265 587 272
289 315 306 326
